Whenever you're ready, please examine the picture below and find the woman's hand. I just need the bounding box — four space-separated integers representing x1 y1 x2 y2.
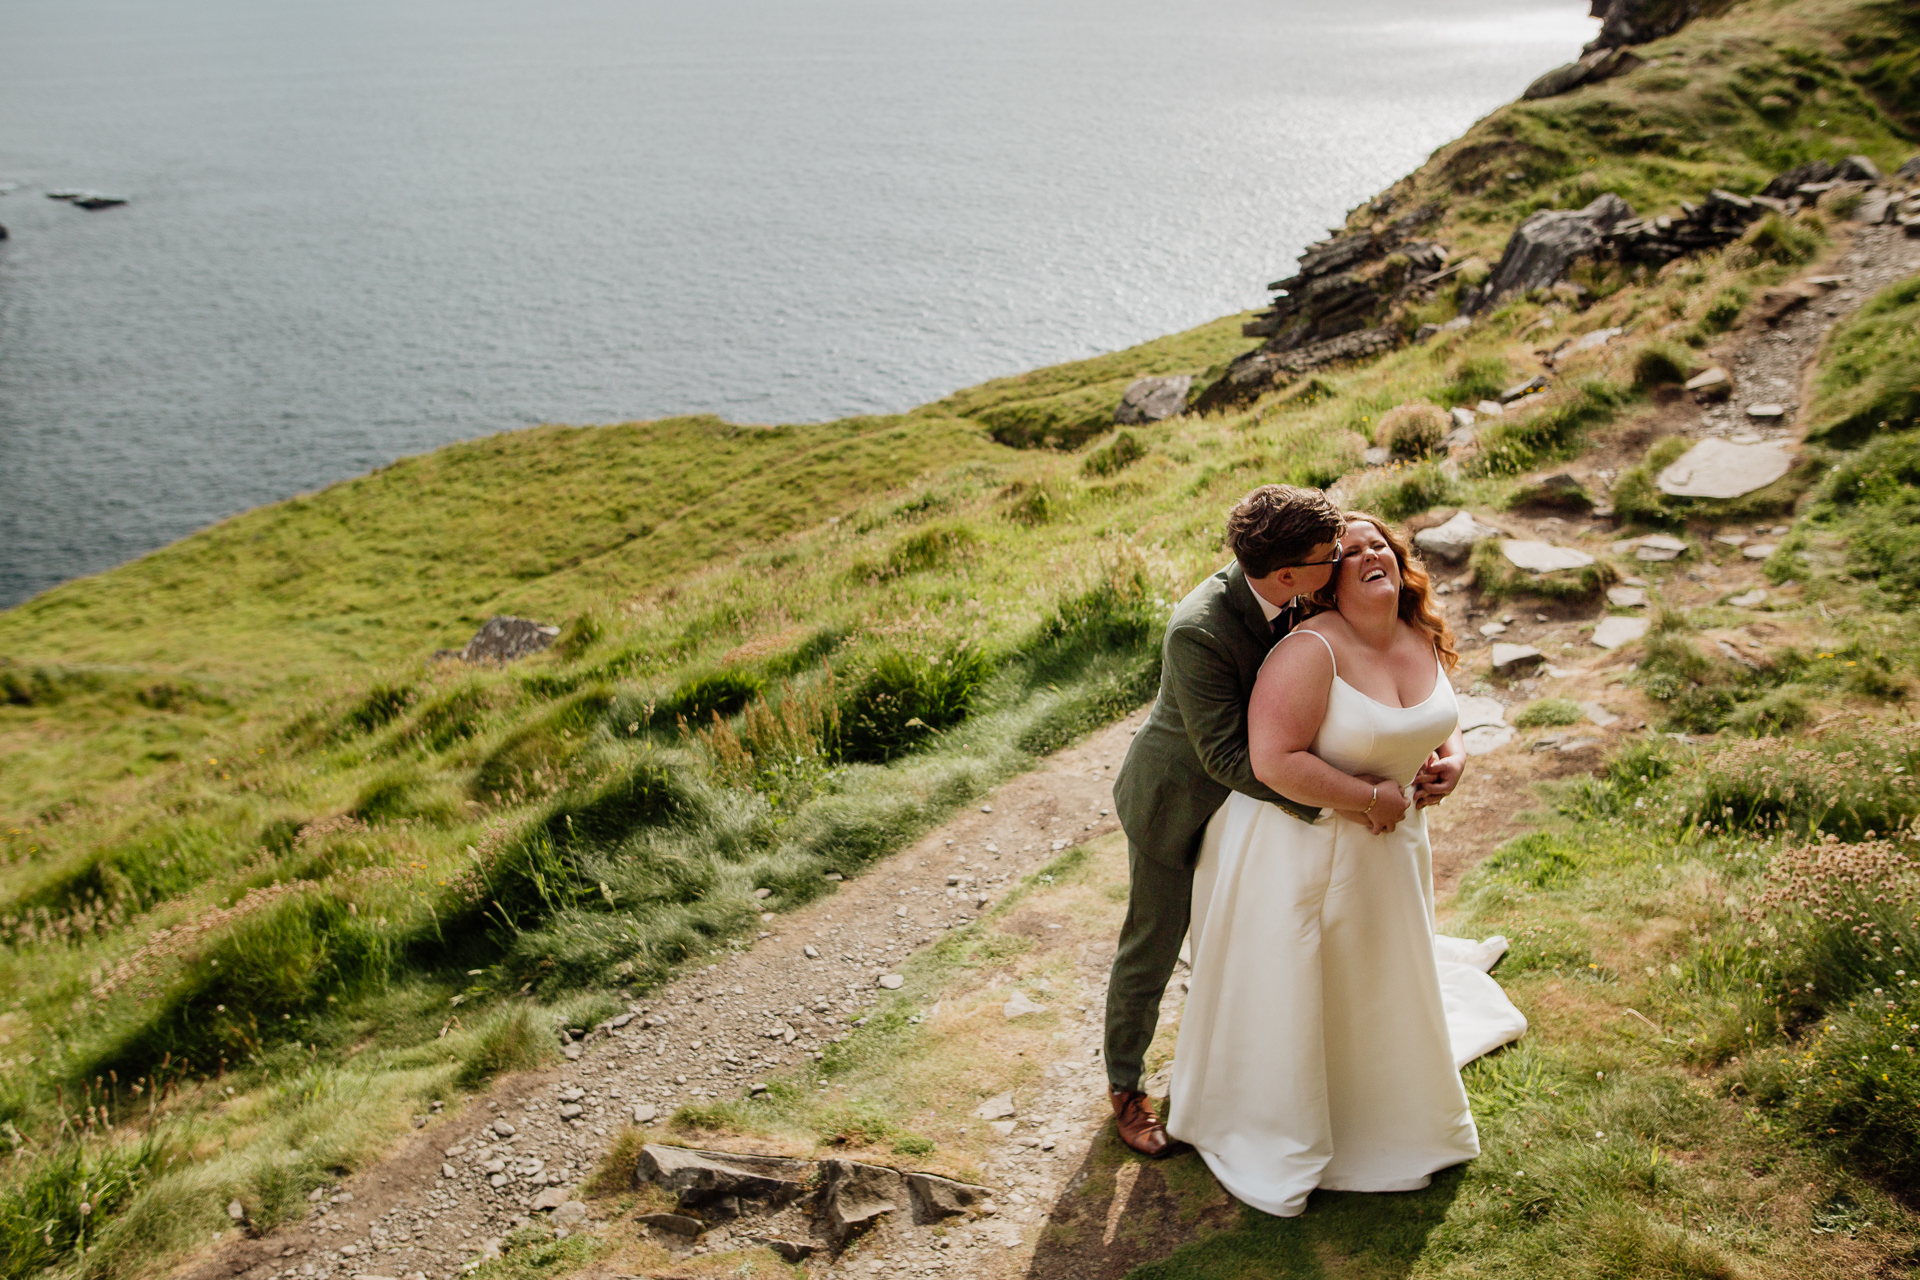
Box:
1335 775 1409 834
1413 732 1467 808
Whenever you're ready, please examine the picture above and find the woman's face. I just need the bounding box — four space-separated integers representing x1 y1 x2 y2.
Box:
1336 521 1402 606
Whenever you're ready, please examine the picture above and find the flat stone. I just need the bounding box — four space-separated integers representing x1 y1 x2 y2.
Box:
554 1202 587 1227
1479 621 1508 637
638 1145 811 1210
905 1172 994 1222
1656 438 1793 500
561 1043 582 1060
1581 702 1620 727
973 1092 1017 1120
763 1240 816 1262
1564 325 1623 354
1685 366 1731 400
1451 406 1477 429
558 1104 583 1119
1634 534 1688 562
1592 616 1651 649
1002 991 1045 1018
1607 586 1647 607
1114 374 1192 425
1506 391 1550 412
819 1160 904 1241
1463 724 1517 755
877 974 904 990
1501 540 1595 573
491 1120 516 1137
1456 695 1507 732
1713 533 1748 546
1490 643 1545 670
1475 399 1505 417
638 1213 704 1238
1746 403 1787 419
987 1119 1018 1137
1414 510 1503 563
1743 542 1777 560
1363 446 1391 467
457 615 561 664
529 1187 570 1212
1729 588 1767 608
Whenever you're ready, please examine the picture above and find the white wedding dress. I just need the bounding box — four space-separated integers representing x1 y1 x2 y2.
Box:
1166 631 1527 1218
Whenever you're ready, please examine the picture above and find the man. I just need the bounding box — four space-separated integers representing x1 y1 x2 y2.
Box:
1104 483 1346 1156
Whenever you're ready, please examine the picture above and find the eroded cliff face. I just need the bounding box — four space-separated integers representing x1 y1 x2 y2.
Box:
1584 0 1731 53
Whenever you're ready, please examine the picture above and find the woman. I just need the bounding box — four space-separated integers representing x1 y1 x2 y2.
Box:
1166 512 1526 1218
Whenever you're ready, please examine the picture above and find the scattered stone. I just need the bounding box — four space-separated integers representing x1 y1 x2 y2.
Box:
529 1187 570 1212
1455 695 1507 732
441 1164 457 1179
1607 586 1647 607
1658 441 1789 498
491 1120 516 1138
876 973 904 990
818 1160 905 1241
633 1103 659 1124
905 1172 994 1223
987 1119 1018 1137
1743 542 1777 560
638 1213 705 1238
1729 589 1767 608
1479 622 1508 637
1463 724 1517 755
1592 616 1651 650
1502 375 1552 403
1608 188 1770 267
1684 366 1731 401
1713 533 1748 547
1745 403 1787 420
1475 399 1505 416
227 1200 247 1223
455 616 561 664
1491 643 1545 671
763 1239 816 1262
639 1145 812 1210
973 1093 1017 1120
1501 540 1596 573
803 945 820 958
1633 534 1688 562
1363 446 1391 467
1450 406 1477 429
561 1044 582 1060
1114 375 1192 425
1414 510 1503 563
1581 702 1620 727
558 1104 583 1119
553 1202 587 1228
1002 991 1045 1018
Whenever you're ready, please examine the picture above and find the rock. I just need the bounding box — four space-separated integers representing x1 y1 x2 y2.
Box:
1837 155 1881 183
1561 326 1623 357
1414 323 1443 344
639 1212 704 1238
1463 724 1517 755
1684 366 1730 401
637 1145 811 1210
763 1239 816 1261
1450 407 1477 429
1634 534 1688 562
1857 189 1895 224
227 1199 246 1223
1490 643 1544 671
1587 0 1703 51
1002 991 1045 1018
1197 328 1401 412
1743 542 1777 560
1523 46 1644 100
818 1160 904 1241
1607 586 1648 608
1592 616 1650 650
803 944 820 958
1475 194 1634 311
1745 403 1787 420
877 974 904 990
559 1086 585 1102
1475 399 1505 417
1656 439 1793 499
1502 375 1552 402
492 1120 516 1137
1479 622 1508 637
561 1043 582 1060
554 1202 587 1227
1581 702 1620 727
1900 154 1920 183
1727 588 1766 608
441 1163 456 1178
905 1172 993 1222
1501 540 1596 573
1114 375 1192 425
974 1092 1017 1120
1506 391 1551 413
529 1187 570 1212
558 1104 583 1119
987 1119 1018 1137
1362 446 1392 467
1456 695 1507 732
1509 473 1593 513
458 616 561 664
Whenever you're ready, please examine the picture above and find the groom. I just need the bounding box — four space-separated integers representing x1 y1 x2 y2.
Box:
1104 483 1346 1157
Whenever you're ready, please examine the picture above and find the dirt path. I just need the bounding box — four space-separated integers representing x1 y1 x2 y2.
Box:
177 223 1920 1280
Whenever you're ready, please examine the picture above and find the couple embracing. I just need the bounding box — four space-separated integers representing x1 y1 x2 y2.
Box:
1103 484 1525 1218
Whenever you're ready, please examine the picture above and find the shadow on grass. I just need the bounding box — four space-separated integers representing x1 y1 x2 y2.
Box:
1024 1121 1465 1280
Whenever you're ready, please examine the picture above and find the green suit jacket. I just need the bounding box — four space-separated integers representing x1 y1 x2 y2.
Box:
1113 560 1321 870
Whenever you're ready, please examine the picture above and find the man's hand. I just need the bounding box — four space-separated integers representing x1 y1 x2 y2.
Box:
1413 748 1464 809
1336 776 1409 834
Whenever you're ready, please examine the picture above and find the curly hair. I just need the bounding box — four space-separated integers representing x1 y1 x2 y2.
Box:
1225 485 1346 577
1309 509 1460 671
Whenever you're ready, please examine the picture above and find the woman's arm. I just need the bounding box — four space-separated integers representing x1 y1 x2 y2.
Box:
1249 631 1410 831
1413 728 1467 808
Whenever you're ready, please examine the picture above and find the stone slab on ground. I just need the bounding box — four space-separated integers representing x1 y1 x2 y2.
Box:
1592 616 1651 650
1502 540 1595 573
1416 510 1503 562
1114 375 1191 425
1656 438 1793 500
1491 643 1545 670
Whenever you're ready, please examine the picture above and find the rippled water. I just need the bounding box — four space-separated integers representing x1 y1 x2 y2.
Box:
0 0 1594 608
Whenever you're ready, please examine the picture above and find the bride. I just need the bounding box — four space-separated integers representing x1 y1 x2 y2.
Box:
1166 511 1526 1217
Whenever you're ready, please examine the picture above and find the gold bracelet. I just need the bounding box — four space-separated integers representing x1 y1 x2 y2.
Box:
1363 784 1378 817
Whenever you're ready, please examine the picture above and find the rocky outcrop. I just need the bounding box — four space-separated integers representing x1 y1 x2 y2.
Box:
1466 193 1634 313
1584 0 1715 52
1523 46 1643 100
1114 375 1191 424
446 615 561 663
1605 188 1769 266
1192 328 1399 414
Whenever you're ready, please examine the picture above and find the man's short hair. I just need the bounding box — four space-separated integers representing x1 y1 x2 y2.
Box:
1226 485 1345 577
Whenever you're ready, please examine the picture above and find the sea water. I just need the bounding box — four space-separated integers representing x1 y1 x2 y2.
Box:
0 0 1594 607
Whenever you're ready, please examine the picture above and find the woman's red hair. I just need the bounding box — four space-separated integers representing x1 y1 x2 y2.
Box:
1313 510 1460 671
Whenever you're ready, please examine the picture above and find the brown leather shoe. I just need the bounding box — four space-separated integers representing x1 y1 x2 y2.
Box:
1109 1088 1175 1158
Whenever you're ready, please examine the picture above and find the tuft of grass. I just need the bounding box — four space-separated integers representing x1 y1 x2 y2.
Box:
1741 212 1826 266
841 645 995 763
1378 402 1449 459
1804 276 1920 447
1347 461 1458 522
1082 430 1146 478
1515 697 1583 728
1629 342 1691 390
456 1008 552 1090
1610 436 1693 526
1470 539 1616 603
1470 380 1626 477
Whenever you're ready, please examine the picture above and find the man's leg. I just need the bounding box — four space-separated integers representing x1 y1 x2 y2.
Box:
1103 840 1192 1094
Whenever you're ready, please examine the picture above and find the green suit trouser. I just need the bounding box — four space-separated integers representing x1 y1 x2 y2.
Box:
1103 838 1192 1094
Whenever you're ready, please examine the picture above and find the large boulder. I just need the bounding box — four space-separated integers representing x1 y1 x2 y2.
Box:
1114 375 1191 425
1523 46 1643 99
457 615 561 663
817 1160 904 1241
1473 194 1634 312
636 1145 810 1210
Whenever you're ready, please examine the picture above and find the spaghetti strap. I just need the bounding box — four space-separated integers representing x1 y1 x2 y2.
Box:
1277 628 1338 680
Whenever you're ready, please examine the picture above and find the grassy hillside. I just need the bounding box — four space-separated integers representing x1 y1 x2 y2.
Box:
1 0 1917 1276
